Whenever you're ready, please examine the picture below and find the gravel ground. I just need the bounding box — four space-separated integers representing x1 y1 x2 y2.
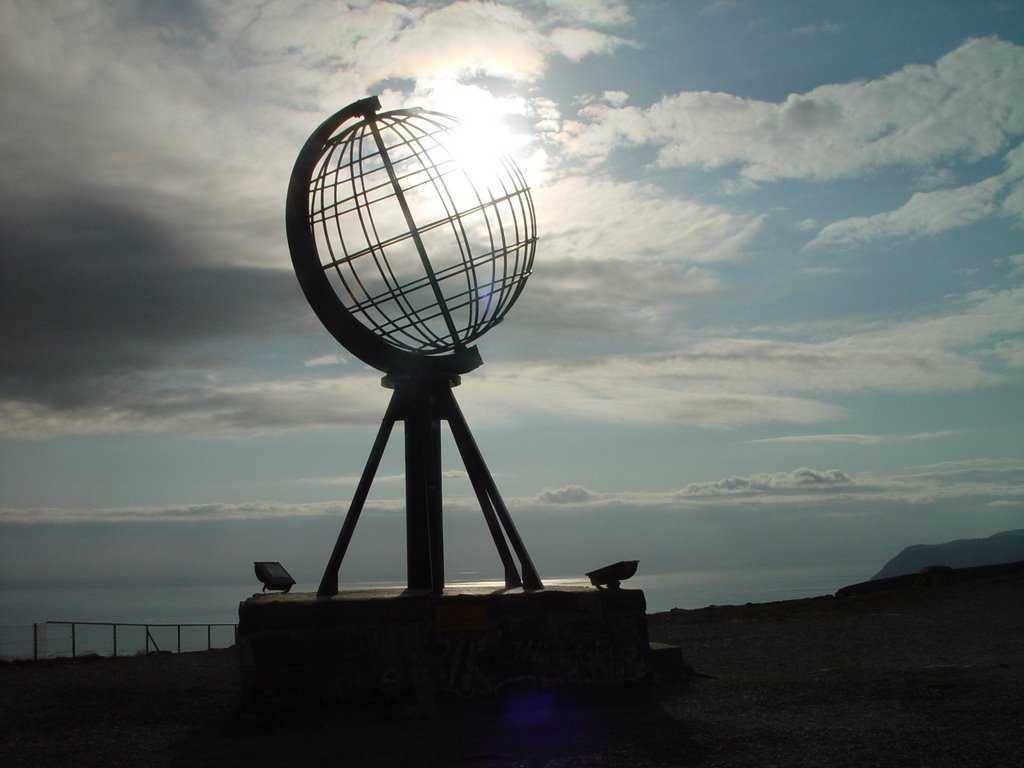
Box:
1 574 1021 767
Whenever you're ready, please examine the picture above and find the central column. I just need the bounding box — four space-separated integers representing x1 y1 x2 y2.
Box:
403 379 445 593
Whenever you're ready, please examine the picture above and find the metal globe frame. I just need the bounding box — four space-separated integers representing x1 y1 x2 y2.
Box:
286 96 543 596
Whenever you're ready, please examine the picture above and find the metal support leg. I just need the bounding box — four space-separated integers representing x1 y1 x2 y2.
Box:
316 375 542 597
444 392 544 590
317 394 400 597
441 389 522 588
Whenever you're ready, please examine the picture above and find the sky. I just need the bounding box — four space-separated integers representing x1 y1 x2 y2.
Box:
1 0 1022 595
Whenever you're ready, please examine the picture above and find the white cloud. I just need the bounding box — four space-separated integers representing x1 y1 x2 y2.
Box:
463 364 846 428
748 431 958 445
304 353 348 367
535 175 764 264
558 37 1024 184
859 285 1024 355
601 90 630 107
291 472 406 487
462 285 1021 428
790 21 844 37
514 258 721 339
678 468 852 496
546 26 636 61
535 485 603 504
540 0 632 27
807 142 1024 249
805 176 1005 249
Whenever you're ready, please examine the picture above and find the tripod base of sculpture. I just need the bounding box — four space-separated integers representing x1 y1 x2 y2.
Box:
238 584 653 710
317 372 542 597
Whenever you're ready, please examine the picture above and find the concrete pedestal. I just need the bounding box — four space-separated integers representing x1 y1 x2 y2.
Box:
238 586 650 711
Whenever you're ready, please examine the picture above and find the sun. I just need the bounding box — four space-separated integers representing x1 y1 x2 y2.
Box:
407 81 535 173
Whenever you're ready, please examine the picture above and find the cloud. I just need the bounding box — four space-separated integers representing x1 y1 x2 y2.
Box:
2 6 1021 448
7 459 1019 526
291 473 406 488
0 195 309 399
790 21 844 37
540 0 633 27
0 376 389 439
678 468 852 496
4 276 1016 437
0 0 642 439
463 363 846 428
305 354 348 367
4 460 1020 586
601 90 630 107
805 159 1019 250
513 258 721 339
0 499 343 526
546 26 637 61
748 431 958 445
558 37 1024 184
461 284 1020 428
535 485 603 504
534 175 764 264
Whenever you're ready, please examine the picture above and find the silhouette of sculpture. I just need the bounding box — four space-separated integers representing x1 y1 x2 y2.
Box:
286 96 542 596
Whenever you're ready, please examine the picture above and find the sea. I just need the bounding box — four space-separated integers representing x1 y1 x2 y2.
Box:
0 561 876 660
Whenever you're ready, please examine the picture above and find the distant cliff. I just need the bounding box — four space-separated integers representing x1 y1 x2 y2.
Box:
873 529 1024 580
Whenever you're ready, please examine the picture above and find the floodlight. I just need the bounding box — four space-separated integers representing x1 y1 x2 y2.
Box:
255 561 295 593
585 560 639 589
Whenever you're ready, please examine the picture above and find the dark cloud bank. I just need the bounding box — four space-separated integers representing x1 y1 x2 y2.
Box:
1 194 308 413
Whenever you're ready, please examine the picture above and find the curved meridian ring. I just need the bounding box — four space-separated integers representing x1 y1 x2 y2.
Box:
286 96 537 375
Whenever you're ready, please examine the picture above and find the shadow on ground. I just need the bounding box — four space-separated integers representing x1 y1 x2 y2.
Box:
171 681 704 768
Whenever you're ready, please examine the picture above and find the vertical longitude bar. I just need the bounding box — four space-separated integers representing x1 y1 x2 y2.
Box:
366 116 462 347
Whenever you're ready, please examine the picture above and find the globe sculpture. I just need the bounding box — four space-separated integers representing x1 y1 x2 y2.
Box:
286 96 543 596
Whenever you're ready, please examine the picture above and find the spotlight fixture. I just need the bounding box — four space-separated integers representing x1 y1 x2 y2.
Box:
254 561 296 593
585 560 639 590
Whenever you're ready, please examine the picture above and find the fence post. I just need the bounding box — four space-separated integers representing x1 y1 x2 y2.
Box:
33 623 38 661
207 624 212 650
71 623 77 658
112 624 118 658
145 625 149 654
177 625 181 654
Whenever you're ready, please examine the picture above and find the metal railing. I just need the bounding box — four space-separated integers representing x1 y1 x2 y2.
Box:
11 621 237 660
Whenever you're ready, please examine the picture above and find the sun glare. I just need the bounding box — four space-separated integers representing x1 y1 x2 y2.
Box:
410 82 535 173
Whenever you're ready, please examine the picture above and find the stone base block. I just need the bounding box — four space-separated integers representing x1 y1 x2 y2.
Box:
237 586 649 711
